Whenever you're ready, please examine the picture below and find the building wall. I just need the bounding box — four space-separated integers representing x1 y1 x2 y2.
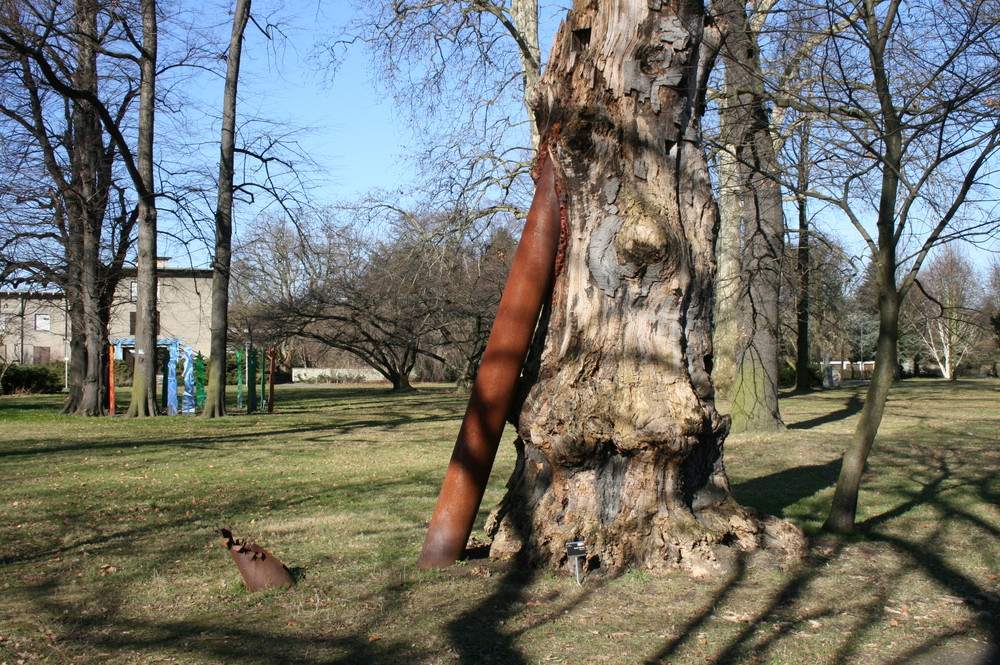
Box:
2 266 214 365
0 292 68 364
109 268 214 356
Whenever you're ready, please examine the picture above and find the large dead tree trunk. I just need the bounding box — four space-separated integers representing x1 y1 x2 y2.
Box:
486 0 802 574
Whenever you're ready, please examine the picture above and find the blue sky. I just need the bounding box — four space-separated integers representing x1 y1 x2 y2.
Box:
233 1 409 203
163 0 997 273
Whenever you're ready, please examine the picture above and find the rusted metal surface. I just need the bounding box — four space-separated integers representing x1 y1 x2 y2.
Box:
417 153 562 569
220 527 294 591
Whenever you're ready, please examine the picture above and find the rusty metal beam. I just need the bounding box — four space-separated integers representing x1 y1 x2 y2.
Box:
417 154 562 569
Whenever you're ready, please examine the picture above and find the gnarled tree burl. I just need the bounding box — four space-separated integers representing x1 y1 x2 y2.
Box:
423 0 803 575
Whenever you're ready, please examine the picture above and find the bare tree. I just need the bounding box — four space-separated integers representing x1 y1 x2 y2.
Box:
125 0 159 417
906 246 985 380
765 0 1000 532
0 0 145 415
203 0 251 419
335 0 546 234
233 209 513 392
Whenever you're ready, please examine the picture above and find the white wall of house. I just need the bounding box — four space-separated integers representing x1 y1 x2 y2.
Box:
2 262 213 365
0 292 68 364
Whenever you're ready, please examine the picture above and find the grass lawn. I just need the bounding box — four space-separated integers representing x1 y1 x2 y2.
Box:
0 379 997 664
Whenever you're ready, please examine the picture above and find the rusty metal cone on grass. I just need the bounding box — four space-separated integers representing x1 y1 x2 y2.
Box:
219 527 294 591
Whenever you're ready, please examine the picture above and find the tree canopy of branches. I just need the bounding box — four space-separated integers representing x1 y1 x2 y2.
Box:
333 0 545 233
764 0 1000 532
905 246 987 380
231 209 515 391
0 0 153 415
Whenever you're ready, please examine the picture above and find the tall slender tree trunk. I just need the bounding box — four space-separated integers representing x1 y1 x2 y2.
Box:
712 150 741 398
794 121 811 392
204 0 251 418
824 0 904 533
127 0 159 417
510 0 542 150
824 246 899 532
485 0 803 574
714 0 784 433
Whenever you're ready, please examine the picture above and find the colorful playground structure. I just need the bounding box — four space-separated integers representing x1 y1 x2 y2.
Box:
109 338 276 415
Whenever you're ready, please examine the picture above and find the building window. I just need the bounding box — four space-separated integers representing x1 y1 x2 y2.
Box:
129 311 136 335
130 281 138 302
35 313 51 331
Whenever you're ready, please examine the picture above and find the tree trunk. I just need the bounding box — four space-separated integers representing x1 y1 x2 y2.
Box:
510 0 542 150
823 0 903 533
824 248 899 532
126 0 158 418
485 0 803 574
61 232 87 414
794 121 811 392
714 0 784 433
712 149 740 398
72 0 109 417
203 0 251 419
392 373 415 392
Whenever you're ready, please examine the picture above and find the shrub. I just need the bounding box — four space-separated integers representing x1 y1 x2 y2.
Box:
778 363 824 389
113 359 133 387
1 363 63 395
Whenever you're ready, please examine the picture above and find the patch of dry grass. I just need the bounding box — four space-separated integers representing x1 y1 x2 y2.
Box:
0 379 997 664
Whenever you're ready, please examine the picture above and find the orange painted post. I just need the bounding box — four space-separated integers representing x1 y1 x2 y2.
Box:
418 154 562 569
108 345 116 415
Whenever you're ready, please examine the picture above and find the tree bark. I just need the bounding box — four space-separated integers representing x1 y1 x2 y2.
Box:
794 120 811 392
204 0 251 418
486 0 802 574
712 149 740 398
126 0 159 417
824 246 899 532
71 0 110 417
714 0 784 433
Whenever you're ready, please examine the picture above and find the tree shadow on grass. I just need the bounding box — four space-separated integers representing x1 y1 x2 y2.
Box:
21 578 425 665
0 403 463 460
647 440 1000 665
787 392 864 430
730 459 840 516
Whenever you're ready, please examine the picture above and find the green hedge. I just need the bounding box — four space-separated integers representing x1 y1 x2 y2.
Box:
1 363 63 395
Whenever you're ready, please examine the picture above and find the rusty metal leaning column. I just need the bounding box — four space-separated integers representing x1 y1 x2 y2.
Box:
418 151 562 569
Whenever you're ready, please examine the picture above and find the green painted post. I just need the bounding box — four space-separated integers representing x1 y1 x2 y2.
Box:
236 348 244 409
195 352 206 409
259 348 267 412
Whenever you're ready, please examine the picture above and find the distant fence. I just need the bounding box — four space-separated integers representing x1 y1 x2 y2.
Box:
291 367 386 384
827 360 875 380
